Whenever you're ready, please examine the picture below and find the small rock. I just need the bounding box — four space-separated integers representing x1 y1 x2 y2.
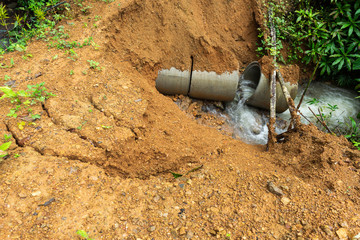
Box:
179 227 186 235
89 176 98 181
340 221 349 228
281 197 291 205
18 192 27 198
153 195 160 202
336 228 348 239
320 225 333 236
209 229 217 236
353 232 360 239
186 230 194 239
267 181 284 196
354 161 360 169
31 191 41 196
148 225 156 232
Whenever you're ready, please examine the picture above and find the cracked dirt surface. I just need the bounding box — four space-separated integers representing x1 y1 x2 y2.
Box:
1 0 360 239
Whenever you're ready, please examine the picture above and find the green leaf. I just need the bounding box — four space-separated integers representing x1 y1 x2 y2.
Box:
31 114 41 120
0 87 17 98
338 59 344 71
0 141 12 151
349 26 354 36
353 58 360 70
355 8 360 17
332 57 342 66
76 230 89 238
171 172 183 179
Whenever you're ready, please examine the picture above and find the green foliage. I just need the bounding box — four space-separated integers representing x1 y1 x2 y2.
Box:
3 134 12 141
0 0 70 54
257 0 360 87
0 82 55 119
76 230 94 240
0 141 12 158
345 117 360 150
87 60 102 70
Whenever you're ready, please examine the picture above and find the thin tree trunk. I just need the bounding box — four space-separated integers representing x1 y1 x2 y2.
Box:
276 69 301 129
267 7 277 151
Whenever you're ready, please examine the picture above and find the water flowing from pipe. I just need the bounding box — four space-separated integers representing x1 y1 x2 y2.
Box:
226 80 360 145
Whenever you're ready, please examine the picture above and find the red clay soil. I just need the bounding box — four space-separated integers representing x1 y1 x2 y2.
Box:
0 0 360 239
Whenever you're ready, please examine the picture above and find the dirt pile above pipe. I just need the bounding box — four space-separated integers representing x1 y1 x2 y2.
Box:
104 0 259 76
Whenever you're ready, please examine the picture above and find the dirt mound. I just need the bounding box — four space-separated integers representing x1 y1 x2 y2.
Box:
104 0 259 77
275 124 360 181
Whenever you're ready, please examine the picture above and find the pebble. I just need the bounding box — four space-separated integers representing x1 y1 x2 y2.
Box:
148 225 156 232
31 191 41 196
267 181 284 196
179 227 186 235
186 230 194 239
281 197 291 205
89 176 98 181
320 225 333 236
18 192 27 198
336 228 348 239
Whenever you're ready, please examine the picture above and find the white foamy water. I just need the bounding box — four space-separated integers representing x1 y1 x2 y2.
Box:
226 80 360 145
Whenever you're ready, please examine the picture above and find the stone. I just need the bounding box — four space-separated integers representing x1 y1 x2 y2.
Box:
179 227 186 235
320 225 333 236
186 230 194 239
31 191 41 196
18 192 27 198
336 228 348 239
89 176 98 181
148 225 156 232
281 197 291 205
267 181 284 196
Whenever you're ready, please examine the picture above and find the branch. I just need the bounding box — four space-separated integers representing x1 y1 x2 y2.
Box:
276 69 301 129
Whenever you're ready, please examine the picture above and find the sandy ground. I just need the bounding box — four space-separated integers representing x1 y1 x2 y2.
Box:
0 0 360 239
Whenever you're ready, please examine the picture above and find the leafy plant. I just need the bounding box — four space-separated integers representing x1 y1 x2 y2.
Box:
0 141 12 158
345 117 360 150
76 230 94 240
3 134 12 141
0 83 55 119
87 60 102 70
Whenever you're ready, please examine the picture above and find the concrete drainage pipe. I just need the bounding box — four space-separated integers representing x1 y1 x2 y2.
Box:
243 61 298 113
155 62 298 112
156 68 239 102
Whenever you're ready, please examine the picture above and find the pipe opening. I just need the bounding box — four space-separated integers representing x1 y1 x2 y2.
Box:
242 61 261 87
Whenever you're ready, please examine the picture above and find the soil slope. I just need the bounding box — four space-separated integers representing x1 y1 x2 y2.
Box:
0 0 360 239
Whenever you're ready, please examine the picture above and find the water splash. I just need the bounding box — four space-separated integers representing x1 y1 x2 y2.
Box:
226 80 360 145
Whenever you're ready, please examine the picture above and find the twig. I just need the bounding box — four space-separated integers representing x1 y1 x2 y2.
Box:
296 47 325 111
317 107 333 134
298 110 312 124
308 107 333 134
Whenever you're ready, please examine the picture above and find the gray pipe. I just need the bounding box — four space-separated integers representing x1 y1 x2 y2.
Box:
156 68 239 102
189 70 239 101
155 68 190 95
243 61 298 113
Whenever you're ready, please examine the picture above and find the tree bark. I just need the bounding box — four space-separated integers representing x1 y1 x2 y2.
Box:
276 69 301 129
267 7 277 151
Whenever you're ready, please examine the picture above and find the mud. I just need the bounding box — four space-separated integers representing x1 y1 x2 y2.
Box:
0 0 360 239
